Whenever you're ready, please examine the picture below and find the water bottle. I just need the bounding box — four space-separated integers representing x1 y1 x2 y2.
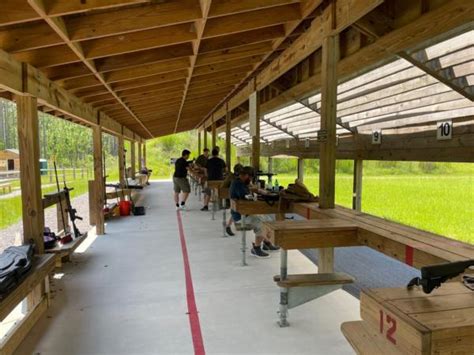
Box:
274 179 279 192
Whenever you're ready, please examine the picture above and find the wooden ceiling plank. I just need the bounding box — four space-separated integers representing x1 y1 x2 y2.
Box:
13 44 81 68
45 0 149 17
65 0 201 42
0 1 40 26
0 21 62 53
111 71 189 92
95 43 194 72
104 57 191 83
82 23 197 59
199 25 286 54
195 41 273 66
42 62 91 80
193 56 264 76
204 3 301 39
209 0 300 18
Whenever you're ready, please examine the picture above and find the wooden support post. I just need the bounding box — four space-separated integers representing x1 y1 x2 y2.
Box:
318 248 334 273
204 128 208 149
137 142 142 171
118 136 125 186
143 142 147 167
225 109 231 168
297 158 304 182
198 130 202 154
352 159 363 211
211 121 217 149
319 34 339 209
130 141 136 179
16 95 44 254
92 126 105 235
249 90 260 172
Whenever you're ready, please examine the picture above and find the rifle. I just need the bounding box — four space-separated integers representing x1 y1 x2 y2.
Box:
407 259 474 294
53 162 73 244
62 177 83 239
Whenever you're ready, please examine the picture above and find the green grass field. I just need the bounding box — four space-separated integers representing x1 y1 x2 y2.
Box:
277 174 474 244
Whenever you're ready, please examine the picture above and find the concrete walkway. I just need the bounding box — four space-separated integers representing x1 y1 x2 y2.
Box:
16 180 360 355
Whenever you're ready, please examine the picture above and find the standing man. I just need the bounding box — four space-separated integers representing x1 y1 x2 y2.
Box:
173 149 192 210
201 148 226 211
195 148 209 170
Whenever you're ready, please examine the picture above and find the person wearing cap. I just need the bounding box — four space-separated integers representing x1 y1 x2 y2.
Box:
173 149 192 210
230 166 280 258
201 148 227 211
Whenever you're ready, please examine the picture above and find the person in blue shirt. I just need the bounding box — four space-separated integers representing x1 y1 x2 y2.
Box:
230 166 280 258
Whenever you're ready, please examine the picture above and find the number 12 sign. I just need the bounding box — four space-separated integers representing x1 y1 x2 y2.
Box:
437 120 452 140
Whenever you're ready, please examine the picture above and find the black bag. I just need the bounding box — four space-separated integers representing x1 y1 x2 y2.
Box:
258 193 280 206
44 227 58 250
0 244 35 296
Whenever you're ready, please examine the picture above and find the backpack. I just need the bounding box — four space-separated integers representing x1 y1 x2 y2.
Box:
0 244 35 296
280 179 319 202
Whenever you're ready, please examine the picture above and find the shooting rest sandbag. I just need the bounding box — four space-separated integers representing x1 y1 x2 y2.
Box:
280 179 319 202
0 244 35 296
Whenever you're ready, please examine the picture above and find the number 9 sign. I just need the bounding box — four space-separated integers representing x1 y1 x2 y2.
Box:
372 129 382 145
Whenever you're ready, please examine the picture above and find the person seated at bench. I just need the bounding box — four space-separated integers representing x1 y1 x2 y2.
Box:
140 166 152 185
195 148 209 172
201 148 227 211
230 166 280 258
221 164 244 236
173 149 192 211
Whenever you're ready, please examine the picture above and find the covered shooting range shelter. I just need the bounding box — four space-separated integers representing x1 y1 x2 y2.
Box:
0 0 473 354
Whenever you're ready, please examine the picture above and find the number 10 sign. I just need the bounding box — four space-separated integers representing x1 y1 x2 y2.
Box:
437 120 452 140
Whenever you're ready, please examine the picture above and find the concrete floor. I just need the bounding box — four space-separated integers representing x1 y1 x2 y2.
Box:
16 180 360 355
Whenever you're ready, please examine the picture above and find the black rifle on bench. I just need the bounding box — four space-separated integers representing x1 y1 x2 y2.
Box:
63 180 83 239
407 259 474 294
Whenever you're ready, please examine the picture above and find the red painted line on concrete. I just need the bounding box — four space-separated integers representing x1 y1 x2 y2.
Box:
405 245 414 266
176 211 206 355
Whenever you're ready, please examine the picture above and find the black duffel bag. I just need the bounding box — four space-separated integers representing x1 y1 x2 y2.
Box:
0 244 35 296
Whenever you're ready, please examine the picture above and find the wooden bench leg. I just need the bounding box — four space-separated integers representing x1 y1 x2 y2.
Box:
318 247 334 273
279 249 289 327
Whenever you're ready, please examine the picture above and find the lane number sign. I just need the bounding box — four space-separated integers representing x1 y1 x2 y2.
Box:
437 120 452 140
372 129 382 145
380 310 397 345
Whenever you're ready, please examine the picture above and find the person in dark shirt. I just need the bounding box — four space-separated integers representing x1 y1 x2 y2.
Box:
230 166 279 258
201 148 227 211
195 148 209 170
173 149 191 210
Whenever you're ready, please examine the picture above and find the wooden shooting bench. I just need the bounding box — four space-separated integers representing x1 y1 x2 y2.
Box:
43 191 88 267
342 282 474 354
292 203 474 268
0 182 12 194
134 173 148 187
0 254 55 354
188 169 205 199
231 199 286 266
263 219 358 326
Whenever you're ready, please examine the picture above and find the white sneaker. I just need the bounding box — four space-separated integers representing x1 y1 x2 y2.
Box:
180 205 186 211
176 206 180 211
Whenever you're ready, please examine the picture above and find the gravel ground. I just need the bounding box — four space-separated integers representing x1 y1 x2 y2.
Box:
0 193 90 253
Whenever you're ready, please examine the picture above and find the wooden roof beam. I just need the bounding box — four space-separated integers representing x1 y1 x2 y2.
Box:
27 0 154 138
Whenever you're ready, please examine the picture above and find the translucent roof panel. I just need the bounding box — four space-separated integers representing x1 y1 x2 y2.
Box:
228 30 473 147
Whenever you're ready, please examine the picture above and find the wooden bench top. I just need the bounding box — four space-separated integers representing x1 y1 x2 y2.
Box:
207 180 223 189
231 199 281 215
273 272 354 288
263 219 359 249
0 254 55 321
293 202 474 268
46 232 88 256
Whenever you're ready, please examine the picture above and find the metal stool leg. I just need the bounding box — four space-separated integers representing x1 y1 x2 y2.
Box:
279 250 289 327
241 216 247 266
222 201 227 238
198 184 201 201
